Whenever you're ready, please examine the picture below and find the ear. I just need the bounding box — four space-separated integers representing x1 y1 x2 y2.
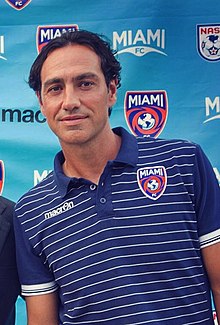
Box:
36 91 46 117
108 80 117 105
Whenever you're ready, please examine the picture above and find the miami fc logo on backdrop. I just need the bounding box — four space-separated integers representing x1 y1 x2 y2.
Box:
197 24 220 61
5 0 31 10
137 166 167 200
125 91 168 138
37 24 79 53
0 36 6 60
112 29 167 57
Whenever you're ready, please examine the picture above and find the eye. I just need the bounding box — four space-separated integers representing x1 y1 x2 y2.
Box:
80 81 95 88
48 85 62 93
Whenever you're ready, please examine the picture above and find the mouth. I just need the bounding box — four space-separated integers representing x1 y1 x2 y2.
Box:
60 115 87 125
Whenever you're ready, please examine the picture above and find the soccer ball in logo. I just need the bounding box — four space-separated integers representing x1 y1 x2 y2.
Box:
138 113 155 131
147 179 159 191
202 35 220 57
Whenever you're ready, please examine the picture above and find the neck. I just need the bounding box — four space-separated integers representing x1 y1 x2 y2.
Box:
61 131 121 184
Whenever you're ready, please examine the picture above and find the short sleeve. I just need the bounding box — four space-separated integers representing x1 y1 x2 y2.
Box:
193 144 220 248
13 211 58 296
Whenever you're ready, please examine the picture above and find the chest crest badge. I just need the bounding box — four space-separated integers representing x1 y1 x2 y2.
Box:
137 166 167 200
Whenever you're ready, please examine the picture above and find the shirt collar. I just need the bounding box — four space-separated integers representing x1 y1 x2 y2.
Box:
54 151 71 198
112 127 138 166
54 127 138 197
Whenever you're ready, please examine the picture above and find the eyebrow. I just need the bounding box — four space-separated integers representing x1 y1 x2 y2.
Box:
42 78 62 91
42 73 99 90
75 73 99 81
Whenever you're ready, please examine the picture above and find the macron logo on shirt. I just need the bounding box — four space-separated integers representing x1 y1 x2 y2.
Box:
44 201 74 219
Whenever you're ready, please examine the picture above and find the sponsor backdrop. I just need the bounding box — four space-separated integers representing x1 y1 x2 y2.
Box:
0 0 219 323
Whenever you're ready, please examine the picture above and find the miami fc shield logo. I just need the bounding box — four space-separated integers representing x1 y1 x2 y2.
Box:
124 90 168 138
0 161 5 195
137 166 167 200
197 24 220 61
5 0 32 10
36 24 79 53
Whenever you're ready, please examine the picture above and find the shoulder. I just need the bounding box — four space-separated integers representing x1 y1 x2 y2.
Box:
0 196 15 209
15 170 55 213
136 136 200 158
137 136 197 148
0 197 16 252
0 196 15 224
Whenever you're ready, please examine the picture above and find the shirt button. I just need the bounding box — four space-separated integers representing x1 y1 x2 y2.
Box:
100 197 107 204
90 184 96 190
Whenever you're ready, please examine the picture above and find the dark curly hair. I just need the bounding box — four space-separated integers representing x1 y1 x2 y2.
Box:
28 29 121 93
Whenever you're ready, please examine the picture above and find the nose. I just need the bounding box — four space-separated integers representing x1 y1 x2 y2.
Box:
62 86 80 111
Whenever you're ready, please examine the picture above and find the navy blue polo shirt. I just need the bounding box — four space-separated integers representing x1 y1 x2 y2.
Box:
14 127 220 324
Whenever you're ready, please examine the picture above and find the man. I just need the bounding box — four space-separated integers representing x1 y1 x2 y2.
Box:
0 196 20 325
14 30 220 324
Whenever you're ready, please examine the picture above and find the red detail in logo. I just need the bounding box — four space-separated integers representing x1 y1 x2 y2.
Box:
0 161 5 195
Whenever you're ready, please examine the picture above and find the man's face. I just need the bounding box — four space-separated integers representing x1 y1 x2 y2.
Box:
38 44 117 147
